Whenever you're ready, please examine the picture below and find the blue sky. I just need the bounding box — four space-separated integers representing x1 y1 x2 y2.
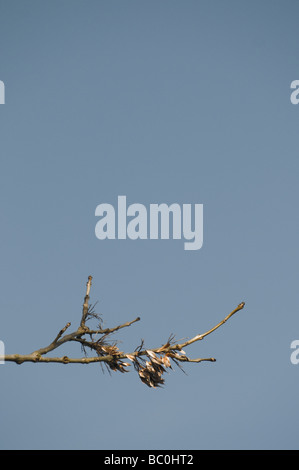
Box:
0 0 299 450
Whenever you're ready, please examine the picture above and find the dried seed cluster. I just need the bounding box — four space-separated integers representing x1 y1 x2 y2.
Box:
125 349 186 388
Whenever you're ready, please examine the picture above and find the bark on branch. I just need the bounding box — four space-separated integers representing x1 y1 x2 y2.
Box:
0 276 245 388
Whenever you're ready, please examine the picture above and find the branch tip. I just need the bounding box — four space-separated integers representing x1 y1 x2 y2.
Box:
86 276 93 296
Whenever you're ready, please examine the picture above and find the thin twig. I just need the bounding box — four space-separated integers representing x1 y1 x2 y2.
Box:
87 316 141 336
172 302 245 351
80 275 93 328
52 322 72 344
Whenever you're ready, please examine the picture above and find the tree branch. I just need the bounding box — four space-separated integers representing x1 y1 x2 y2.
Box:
0 276 245 388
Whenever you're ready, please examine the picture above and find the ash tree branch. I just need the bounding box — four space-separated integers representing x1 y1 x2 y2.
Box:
0 276 245 388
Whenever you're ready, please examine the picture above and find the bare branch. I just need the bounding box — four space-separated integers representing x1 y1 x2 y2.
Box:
2 353 117 365
0 276 245 388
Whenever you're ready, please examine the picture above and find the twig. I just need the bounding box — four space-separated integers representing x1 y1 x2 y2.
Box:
172 302 245 351
80 275 93 328
52 322 72 344
87 317 141 336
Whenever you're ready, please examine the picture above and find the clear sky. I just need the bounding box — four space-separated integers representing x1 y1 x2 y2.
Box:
0 0 298 450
